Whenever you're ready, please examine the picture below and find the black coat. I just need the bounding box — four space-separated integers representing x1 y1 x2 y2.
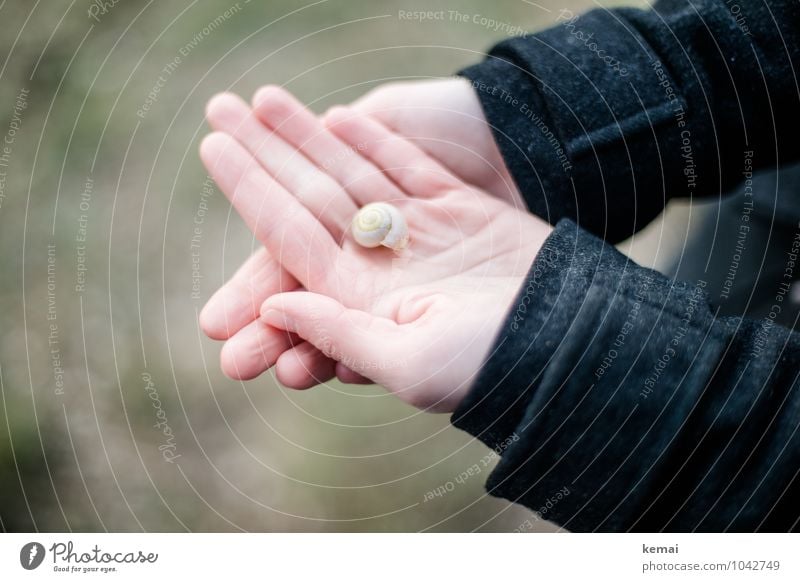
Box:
452 0 800 531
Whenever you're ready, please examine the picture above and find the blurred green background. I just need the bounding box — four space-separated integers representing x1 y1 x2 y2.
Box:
0 0 645 532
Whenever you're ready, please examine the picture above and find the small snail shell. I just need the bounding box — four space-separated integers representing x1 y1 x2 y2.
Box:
351 202 409 251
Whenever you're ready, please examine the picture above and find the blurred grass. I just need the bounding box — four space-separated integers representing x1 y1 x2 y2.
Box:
0 0 645 532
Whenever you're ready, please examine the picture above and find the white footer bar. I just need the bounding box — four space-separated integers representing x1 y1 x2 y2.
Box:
1 533 797 581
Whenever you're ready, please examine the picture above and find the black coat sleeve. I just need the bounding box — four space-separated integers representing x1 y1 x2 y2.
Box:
452 219 800 532
459 0 800 242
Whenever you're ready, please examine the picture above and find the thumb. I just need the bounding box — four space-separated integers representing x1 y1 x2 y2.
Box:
260 292 405 384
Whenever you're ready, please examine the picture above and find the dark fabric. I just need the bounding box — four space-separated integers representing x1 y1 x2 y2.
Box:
666 165 800 323
459 0 800 243
450 0 800 532
453 219 800 532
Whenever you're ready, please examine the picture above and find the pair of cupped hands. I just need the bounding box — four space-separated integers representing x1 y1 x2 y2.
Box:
199 78 554 413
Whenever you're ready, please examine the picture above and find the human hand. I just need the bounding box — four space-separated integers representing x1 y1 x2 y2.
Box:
199 88 552 411
348 78 522 205
199 80 523 387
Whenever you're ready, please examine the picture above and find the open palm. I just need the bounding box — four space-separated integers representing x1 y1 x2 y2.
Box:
199 80 519 384
199 88 551 410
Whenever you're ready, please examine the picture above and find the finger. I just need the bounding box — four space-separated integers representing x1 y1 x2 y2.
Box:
252 86 407 205
219 322 339 385
199 132 342 294
260 292 405 386
219 319 295 381
335 363 372 385
275 341 337 390
200 247 299 340
206 92 356 241
324 106 464 198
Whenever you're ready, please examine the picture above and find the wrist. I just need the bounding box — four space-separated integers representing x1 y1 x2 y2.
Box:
451 219 583 446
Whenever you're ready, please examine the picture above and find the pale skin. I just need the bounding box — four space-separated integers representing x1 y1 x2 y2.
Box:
201 79 521 385
199 81 552 412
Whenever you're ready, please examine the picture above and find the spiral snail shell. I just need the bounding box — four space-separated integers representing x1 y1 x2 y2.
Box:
351 202 409 251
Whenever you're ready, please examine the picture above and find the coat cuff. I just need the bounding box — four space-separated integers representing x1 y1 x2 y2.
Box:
451 219 728 531
458 6 688 242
